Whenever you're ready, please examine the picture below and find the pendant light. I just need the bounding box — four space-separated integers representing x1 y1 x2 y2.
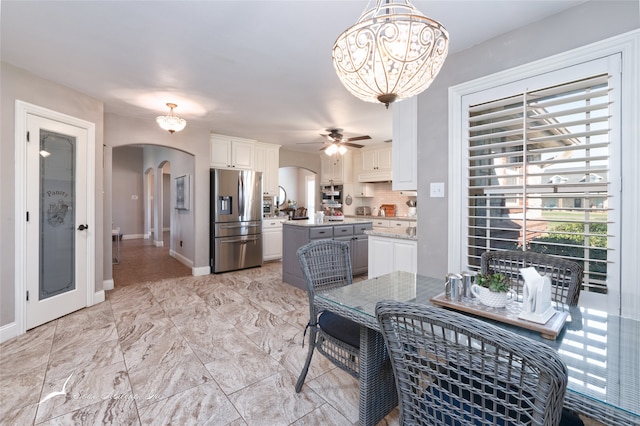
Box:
332 0 449 108
156 103 187 134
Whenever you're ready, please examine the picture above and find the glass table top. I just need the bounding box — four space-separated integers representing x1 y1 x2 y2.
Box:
316 271 640 421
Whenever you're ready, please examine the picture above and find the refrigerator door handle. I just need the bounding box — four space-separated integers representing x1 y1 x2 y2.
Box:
219 223 260 229
238 173 245 215
219 237 259 244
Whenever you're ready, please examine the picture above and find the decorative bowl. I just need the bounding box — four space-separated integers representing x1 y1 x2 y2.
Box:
471 284 512 308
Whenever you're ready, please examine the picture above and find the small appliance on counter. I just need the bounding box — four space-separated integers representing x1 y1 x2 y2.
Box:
379 204 396 217
355 206 372 216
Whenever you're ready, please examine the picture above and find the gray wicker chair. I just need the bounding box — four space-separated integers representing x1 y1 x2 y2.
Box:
295 239 360 392
481 250 583 306
376 301 570 426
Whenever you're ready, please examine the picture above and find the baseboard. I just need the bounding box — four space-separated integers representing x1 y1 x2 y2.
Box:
193 265 211 276
168 250 209 276
170 250 194 269
0 322 18 344
94 290 105 304
153 239 164 247
103 279 114 291
122 234 145 240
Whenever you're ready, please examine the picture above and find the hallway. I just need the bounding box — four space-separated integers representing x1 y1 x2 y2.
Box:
112 232 191 287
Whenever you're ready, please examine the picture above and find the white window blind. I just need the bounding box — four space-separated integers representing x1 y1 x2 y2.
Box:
466 74 613 294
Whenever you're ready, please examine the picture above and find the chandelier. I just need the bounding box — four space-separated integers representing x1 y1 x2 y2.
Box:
325 143 348 156
156 103 187 134
332 0 449 108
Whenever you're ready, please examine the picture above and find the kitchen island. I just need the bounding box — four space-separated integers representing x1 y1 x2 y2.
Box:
282 219 373 289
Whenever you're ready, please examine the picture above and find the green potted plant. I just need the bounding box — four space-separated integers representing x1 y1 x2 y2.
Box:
471 273 512 308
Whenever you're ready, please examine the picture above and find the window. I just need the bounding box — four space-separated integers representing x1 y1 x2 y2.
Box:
466 73 614 294
448 31 640 317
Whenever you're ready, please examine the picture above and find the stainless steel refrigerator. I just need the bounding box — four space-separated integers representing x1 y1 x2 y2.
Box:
210 169 263 273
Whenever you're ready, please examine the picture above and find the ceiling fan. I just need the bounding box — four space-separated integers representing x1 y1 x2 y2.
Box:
297 128 371 150
320 128 370 149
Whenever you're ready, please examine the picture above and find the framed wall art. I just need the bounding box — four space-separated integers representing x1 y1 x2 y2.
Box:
175 175 190 210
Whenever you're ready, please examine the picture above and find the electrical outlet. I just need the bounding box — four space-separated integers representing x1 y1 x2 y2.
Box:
430 182 445 198
131 195 139 200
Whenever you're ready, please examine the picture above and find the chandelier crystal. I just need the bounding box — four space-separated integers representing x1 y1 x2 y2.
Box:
156 103 187 134
332 0 449 108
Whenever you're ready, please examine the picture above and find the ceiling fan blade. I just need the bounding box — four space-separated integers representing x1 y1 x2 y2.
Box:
345 135 371 142
343 142 365 148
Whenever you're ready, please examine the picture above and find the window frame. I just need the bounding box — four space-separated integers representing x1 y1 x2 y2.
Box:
448 30 639 318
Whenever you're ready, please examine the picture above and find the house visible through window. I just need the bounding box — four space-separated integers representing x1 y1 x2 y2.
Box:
461 58 620 297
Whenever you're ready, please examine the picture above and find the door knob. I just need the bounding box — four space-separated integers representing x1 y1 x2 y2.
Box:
77 224 89 231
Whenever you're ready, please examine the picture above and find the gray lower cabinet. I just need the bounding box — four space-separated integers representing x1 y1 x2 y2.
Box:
282 222 372 289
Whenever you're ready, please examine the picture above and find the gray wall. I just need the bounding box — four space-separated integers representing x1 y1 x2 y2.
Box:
0 63 105 327
112 146 145 236
104 113 208 272
415 1 639 278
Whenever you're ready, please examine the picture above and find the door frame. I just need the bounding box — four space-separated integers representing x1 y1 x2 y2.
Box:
14 100 96 335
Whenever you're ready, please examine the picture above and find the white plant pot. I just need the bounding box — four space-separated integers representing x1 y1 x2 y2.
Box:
471 284 511 308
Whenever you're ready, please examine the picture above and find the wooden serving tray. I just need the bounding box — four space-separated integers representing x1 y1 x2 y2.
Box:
430 293 568 340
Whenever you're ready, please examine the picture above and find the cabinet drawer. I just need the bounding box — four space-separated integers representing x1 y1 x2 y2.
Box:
263 219 284 229
372 219 390 228
309 227 333 239
333 225 354 237
389 220 407 228
354 223 373 234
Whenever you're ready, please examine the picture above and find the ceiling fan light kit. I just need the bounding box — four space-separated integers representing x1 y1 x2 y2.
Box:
156 103 187 134
332 0 449 108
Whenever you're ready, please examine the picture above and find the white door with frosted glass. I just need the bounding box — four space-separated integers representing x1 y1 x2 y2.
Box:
25 114 89 329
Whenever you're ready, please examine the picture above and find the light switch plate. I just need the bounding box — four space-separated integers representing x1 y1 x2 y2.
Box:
430 182 445 198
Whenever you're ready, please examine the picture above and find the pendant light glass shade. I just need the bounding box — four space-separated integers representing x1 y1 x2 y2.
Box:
156 103 187 134
332 0 449 107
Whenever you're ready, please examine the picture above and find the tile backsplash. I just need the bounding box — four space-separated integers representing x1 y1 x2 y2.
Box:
355 182 416 217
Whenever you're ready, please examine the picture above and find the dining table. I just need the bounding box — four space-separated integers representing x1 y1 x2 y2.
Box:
314 270 640 426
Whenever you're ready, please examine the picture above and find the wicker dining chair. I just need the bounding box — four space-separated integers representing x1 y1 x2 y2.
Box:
481 250 583 306
376 301 576 426
294 239 361 393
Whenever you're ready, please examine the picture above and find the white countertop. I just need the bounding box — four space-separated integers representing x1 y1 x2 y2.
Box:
346 215 417 221
282 218 374 227
365 227 418 241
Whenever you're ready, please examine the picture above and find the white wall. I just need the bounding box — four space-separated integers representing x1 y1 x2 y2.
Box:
112 146 144 236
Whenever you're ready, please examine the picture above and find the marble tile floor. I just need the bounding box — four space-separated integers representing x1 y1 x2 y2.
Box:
0 235 399 425
0 234 602 425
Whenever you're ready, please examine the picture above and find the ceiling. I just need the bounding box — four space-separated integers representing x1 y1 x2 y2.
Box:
1 1 585 152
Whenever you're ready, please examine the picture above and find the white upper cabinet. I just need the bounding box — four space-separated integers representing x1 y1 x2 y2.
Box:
254 142 281 196
321 151 352 185
392 97 417 190
358 145 392 182
362 146 392 171
210 133 255 169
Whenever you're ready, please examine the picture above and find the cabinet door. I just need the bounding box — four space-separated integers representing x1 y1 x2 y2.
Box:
354 182 373 197
263 228 283 261
210 138 232 168
368 237 394 278
394 240 417 274
376 146 393 171
352 235 369 275
231 140 254 169
361 150 377 171
321 155 343 184
392 96 417 190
